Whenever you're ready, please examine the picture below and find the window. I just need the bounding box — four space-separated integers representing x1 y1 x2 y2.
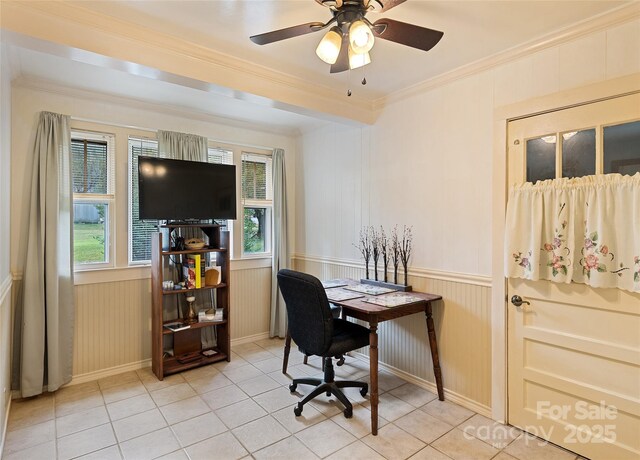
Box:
129 137 159 264
71 131 115 268
241 152 272 255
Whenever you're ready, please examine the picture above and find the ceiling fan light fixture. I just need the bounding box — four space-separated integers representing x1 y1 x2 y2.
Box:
349 20 375 54
315 27 343 64
348 48 371 69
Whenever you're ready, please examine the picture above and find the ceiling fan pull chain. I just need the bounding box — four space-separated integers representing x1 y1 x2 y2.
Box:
347 68 352 96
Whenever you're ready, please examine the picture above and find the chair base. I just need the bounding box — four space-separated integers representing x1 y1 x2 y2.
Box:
289 358 368 419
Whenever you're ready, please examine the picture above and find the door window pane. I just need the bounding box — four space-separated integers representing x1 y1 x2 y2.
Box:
74 203 107 264
562 129 596 178
526 136 556 183
604 120 640 175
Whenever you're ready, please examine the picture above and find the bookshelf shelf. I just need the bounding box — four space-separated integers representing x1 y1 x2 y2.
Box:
151 224 231 380
162 319 228 335
162 283 227 295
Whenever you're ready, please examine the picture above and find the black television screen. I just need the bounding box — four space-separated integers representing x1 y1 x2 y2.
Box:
138 156 237 220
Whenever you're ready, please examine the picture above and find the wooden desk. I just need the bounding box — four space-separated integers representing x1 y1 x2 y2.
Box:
282 287 444 436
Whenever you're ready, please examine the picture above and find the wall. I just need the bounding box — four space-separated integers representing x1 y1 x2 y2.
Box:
295 16 640 412
0 43 13 452
11 83 295 382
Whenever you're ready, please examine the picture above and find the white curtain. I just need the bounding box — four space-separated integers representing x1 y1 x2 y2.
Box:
14 112 74 397
505 173 640 293
158 130 207 162
270 148 289 338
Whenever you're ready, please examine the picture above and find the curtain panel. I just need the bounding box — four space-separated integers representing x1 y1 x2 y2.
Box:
158 130 207 162
13 111 74 397
270 148 289 338
505 173 640 293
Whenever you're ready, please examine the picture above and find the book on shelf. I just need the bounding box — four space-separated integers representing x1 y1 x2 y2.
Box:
186 254 205 285
164 322 190 332
184 254 203 288
182 259 197 289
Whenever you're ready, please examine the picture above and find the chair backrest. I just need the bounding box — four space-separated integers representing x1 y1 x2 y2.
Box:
277 269 334 356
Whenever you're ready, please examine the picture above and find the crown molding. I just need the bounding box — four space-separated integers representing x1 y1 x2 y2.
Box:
13 76 304 138
375 2 640 110
1 1 376 125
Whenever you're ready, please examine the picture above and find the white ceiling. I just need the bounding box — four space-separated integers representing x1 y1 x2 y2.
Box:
5 1 630 132
66 0 627 99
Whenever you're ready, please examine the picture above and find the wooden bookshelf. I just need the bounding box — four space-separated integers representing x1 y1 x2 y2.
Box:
151 224 231 380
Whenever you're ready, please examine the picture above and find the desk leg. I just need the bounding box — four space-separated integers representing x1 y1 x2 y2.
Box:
369 320 379 435
425 303 444 400
282 330 291 374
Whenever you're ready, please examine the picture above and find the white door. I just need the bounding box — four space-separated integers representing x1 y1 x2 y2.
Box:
507 93 640 460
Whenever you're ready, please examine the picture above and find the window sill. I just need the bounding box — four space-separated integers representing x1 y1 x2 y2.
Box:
230 257 272 271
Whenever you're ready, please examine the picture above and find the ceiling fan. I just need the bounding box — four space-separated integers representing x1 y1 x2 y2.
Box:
249 0 444 74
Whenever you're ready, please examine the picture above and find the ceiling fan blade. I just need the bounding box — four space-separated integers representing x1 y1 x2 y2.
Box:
330 33 350 73
368 0 406 12
372 18 443 52
250 22 325 45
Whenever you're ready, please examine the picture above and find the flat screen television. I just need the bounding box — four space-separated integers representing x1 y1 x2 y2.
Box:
138 156 237 221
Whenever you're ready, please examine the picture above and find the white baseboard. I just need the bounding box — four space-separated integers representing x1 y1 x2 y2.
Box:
351 351 492 419
68 359 152 386
231 332 271 346
1 396 11 457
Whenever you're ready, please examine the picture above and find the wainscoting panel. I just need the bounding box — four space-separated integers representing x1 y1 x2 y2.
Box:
73 279 152 377
293 256 492 411
229 267 272 340
71 266 272 380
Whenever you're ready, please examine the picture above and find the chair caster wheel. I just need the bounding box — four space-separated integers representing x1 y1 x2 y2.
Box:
294 405 303 416
343 407 353 418
289 384 297 393
360 385 368 397
337 357 345 366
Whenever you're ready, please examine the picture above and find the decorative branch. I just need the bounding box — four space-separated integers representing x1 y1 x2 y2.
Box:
379 226 389 283
391 225 400 284
399 225 413 286
370 226 380 281
354 227 372 279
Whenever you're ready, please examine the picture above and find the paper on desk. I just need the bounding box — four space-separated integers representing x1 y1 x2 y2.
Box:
344 284 397 296
325 288 365 302
363 293 423 308
322 279 351 289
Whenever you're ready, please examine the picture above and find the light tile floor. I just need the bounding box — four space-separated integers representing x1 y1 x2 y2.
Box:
3 338 584 460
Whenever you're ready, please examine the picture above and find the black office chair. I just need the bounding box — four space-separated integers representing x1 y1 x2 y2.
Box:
277 269 370 418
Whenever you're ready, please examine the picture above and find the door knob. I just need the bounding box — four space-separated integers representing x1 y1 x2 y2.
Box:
511 295 530 307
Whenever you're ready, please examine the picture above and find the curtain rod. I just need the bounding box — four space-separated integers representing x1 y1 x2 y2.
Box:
70 116 277 152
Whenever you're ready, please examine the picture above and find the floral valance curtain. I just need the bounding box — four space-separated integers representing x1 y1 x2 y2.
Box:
505 173 640 293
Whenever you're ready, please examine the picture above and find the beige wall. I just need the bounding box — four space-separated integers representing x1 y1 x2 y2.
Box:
294 16 640 412
0 43 13 452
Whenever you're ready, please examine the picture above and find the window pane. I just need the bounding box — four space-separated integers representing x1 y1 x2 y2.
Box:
71 139 108 193
244 207 267 253
129 138 159 262
526 136 556 183
562 129 596 178
604 120 640 175
74 203 107 264
242 160 267 200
